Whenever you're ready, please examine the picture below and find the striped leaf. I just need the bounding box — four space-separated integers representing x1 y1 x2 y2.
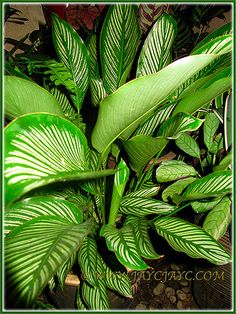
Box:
4 113 115 206
90 78 107 107
4 76 64 120
52 13 90 110
126 186 160 198
191 35 232 56
136 13 177 77
191 198 222 214
104 268 132 298
181 171 232 201
125 215 160 259
81 280 109 310
100 224 148 270
156 160 197 183
100 5 141 93
86 33 99 79
203 196 231 240
120 196 176 217
157 113 204 139
5 216 92 307
91 54 219 154
76 288 87 310
154 216 231 265
162 177 197 203
175 133 201 158
57 252 77 288
4 196 83 235
204 112 220 153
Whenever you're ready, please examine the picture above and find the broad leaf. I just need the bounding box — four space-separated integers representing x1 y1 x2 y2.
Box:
90 78 107 107
175 133 201 158
81 280 109 310
191 35 232 56
120 196 176 216
52 14 90 110
86 33 99 79
125 216 160 259
57 252 77 288
4 113 116 206
5 216 92 308
154 216 231 265
126 186 160 198
4 196 83 235
104 267 132 298
156 160 197 183
204 112 220 152
100 224 148 270
214 151 232 172
191 198 222 213
203 196 231 240
92 54 219 154
4 76 64 120
136 13 177 77
100 5 141 93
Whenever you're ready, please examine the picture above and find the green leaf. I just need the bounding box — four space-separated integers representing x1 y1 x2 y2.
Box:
175 133 201 158
156 160 197 183
162 177 197 203
157 113 204 139
86 33 99 79
224 93 232 150
81 280 109 310
100 5 141 93
4 196 83 235
123 135 168 173
76 288 87 310
4 76 64 120
4 113 116 207
154 216 231 265
191 198 222 213
136 13 177 77
203 196 231 240
52 13 90 110
180 171 232 201
5 217 92 307
214 151 232 171
204 112 220 152
191 35 232 56
57 253 77 288
100 224 148 270
126 186 160 198
104 268 132 298
92 54 219 154
125 216 160 259
120 196 176 217
90 78 107 107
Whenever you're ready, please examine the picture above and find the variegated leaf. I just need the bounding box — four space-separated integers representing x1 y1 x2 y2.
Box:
175 133 201 158
90 78 107 107
126 186 160 198
104 268 132 298
191 35 232 56
57 252 77 288
137 13 176 77
100 224 148 270
154 216 231 265
81 280 109 310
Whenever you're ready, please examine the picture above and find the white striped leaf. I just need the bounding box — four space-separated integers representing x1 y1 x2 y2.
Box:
154 216 231 265
191 198 222 213
156 160 197 183
204 112 220 152
4 113 115 206
57 252 77 288
4 76 64 120
91 54 219 154
86 33 99 79
100 5 141 93
90 78 107 107
4 196 83 235
52 14 90 110
181 170 232 201
81 280 109 310
100 224 148 270
126 186 160 198
191 35 232 56
120 196 176 217
104 267 132 298
175 133 201 158
162 177 197 203
136 13 177 77
157 113 204 139
203 196 231 240
125 216 160 259
5 216 92 308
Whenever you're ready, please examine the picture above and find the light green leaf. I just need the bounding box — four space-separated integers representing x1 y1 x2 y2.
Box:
204 112 220 152
90 78 107 107
191 35 232 55
126 186 160 198
125 216 160 259
175 133 201 158
156 160 197 183
92 54 219 154
5 217 92 307
203 196 231 240
123 135 168 173
104 268 132 298
4 196 83 235
191 198 222 213
154 216 231 265
162 177 197 202
120 196 176 217
100 5 141 93
52 13 90 110
100 224 148 270
86 33 99 79
57 253 77 288
4 113 116 207
214 151 232 172
136 13 177 77
4 76 64 120
224 93 232 151
81 280 109 310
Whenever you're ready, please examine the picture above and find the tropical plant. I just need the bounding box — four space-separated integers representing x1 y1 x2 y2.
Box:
4 4 232 310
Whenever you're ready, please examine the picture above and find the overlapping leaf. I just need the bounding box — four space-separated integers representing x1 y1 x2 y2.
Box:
175 133 201 158
204 112 220 152
191 34 232 55
57 253 77 288
191 198 222 213
154 216 231 265
81 280 109 310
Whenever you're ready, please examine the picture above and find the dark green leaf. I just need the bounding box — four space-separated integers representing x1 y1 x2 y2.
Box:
175 133 201 158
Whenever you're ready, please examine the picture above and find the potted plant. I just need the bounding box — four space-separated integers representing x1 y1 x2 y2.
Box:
4 4 232 310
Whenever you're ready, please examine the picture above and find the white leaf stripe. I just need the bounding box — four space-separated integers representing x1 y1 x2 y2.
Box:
57 253 77 287
192 35 232 55
137 13 176 77
104 268 132 298
126 186 160 198
5 217 92 307
5 196 83 235
155 216 231 265
82 281 109 310
120 196 176 216
90 78 107 107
